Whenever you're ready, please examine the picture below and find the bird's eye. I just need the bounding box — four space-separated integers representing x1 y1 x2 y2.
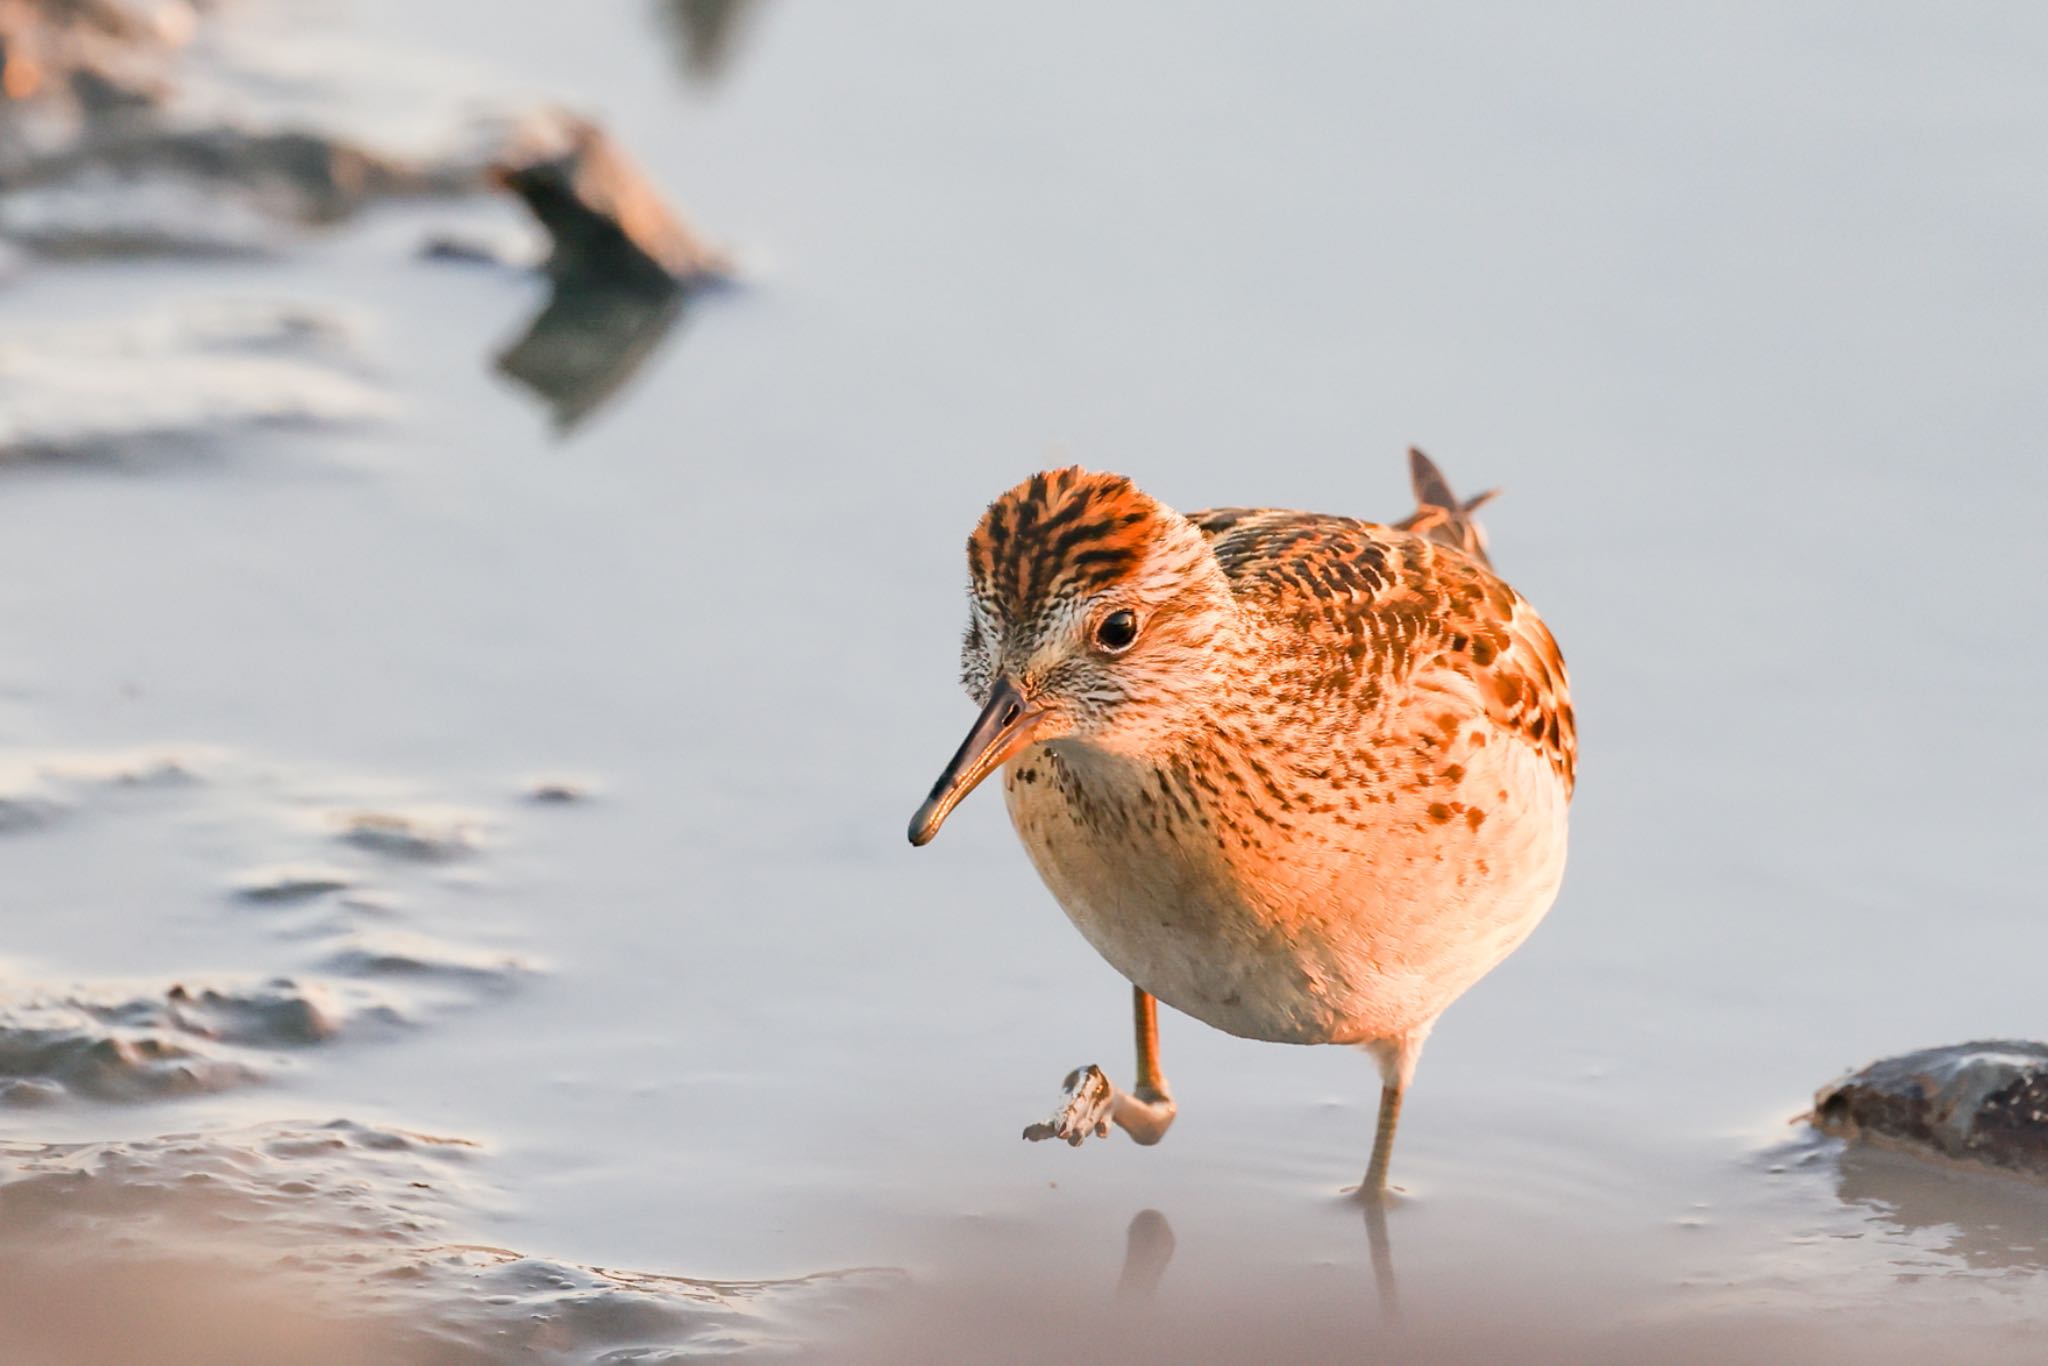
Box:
1094 609 1139 653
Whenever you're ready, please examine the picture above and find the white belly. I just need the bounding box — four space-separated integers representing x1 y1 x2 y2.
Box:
1002 735 1568 1048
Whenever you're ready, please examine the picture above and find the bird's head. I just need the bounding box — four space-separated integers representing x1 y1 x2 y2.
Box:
908 467 1237 846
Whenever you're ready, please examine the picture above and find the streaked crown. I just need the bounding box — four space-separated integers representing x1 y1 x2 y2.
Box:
957 468 1239 737
965 467 1166 622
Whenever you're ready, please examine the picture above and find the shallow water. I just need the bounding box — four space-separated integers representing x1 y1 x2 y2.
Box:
3 1 2047 1360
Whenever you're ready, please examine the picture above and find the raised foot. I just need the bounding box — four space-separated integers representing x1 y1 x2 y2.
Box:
1021 1065 1116 1145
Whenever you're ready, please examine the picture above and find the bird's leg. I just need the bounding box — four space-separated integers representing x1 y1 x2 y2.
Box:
1111 987 1175 1144
1021 988 1177 1146
1358 1032 1426 1201
1360 1082 1404 1200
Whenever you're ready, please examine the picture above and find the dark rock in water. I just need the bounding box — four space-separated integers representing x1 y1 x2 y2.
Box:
1813 1042 2048 1178
493 113 727 292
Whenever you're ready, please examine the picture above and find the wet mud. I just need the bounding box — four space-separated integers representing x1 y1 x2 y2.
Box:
0 728 879 1357
0 1118 895 1365
0 302 391 462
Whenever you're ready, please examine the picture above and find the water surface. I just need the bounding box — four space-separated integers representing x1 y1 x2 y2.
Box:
2 2 2045 1360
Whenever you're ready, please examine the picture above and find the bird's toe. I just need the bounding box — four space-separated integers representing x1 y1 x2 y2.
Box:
1021 1064 1116 1145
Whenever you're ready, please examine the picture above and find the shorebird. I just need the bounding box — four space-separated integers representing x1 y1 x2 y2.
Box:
907 451 1574 1198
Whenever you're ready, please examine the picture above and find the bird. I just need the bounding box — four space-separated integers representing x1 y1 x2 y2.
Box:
906 450 1574 1198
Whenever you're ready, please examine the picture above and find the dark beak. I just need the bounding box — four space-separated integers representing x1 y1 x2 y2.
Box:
907 677 1042 846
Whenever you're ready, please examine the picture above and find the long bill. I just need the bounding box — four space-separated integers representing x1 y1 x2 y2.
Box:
907 677 1042 847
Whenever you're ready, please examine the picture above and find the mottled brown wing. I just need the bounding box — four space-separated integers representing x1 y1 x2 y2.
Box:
1186 507 1575 795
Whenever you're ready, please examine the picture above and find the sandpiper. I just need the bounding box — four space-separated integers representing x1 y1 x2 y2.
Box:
908 451 1574 1197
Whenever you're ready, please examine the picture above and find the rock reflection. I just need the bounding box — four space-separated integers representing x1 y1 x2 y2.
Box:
495 279 688 433
1835 1143 2048 1275
654 0 769 87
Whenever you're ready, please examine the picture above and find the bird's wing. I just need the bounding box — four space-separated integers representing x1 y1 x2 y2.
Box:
1185 507 1575 795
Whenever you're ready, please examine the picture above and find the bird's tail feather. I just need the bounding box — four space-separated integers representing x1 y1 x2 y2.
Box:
1394 447 1497 568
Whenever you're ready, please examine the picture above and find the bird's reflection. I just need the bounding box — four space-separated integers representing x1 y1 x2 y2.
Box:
1107 1200 1402 1323
1362 1197 1402 1319
654 0 768 87
1115 1208 1175 1303
494 280 687 434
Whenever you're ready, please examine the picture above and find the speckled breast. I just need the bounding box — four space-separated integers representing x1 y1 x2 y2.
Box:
1000 732 1569 1048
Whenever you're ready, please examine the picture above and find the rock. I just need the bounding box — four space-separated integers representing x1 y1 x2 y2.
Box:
492 111 726 291
1812 1041 2048 1178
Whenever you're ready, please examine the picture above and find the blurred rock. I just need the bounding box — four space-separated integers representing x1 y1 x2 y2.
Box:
1813 1042 2048 1178
482 113 727 430
655 0 768 87
0 0 190 149
2 0 505 260
493 111 726 291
